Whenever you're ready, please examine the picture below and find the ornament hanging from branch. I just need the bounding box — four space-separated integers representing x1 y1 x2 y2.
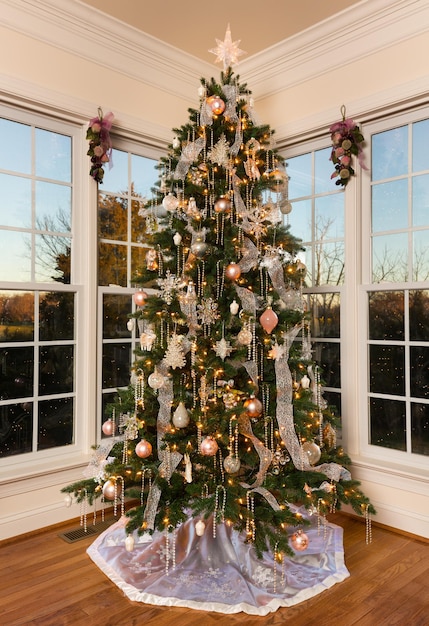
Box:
329 105 366 187
86 107 114 184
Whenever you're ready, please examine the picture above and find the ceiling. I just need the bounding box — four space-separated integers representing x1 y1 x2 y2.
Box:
79 0 363 65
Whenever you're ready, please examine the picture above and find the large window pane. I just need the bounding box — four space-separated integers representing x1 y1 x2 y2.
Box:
103 294 132 339
412 119 429 173
38 397 74 450
35 234 71 283
0 230 31 282
372 233 408 283
39 346 74 395
0 402 33 457
287 199 311 243
35 181 71 232
98 242 127 287
98 193 128 241
35 129 71 183
312 342 340 388
370 397 406 451
39 291 74 341
410 347 429 399
0 118 31 174
287 153 312 198
412 230 429 282
411 402 429 456
369 345 405 395
310 293 340 338
101 148 128 193
410 290 429 341
314 147 334 195
412 174 429 227
131 154 158 198
372 179 408 232
102 343 132 389
315 241 344 285
368 291 404 340
315 194 344 240
0 346 34 398
0 174 31 228
372 126 408 181
0 290 34 341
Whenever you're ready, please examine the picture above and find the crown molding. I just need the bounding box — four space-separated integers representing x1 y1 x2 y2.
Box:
239 0 429 98
2 0 429 105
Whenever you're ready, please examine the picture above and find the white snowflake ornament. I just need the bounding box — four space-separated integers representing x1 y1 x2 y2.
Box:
215 337 233 360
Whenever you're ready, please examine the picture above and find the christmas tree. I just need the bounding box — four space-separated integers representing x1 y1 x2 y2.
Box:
63 29 374 612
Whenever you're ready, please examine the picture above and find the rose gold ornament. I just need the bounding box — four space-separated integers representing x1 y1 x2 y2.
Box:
214 196 231 213
290 529 309 551
191 238 208 258
244 395 263 418
101 418 116 436
207 95 225 115
135 439 152 458
237 328 252 345
259 307 278 333
200 436 219 456
133 290 148 307
102 479 116 501
225 263 241 281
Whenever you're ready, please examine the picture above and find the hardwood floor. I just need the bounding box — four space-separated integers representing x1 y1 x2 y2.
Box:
1 511 428 626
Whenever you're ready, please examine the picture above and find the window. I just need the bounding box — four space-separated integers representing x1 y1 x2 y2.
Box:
286 142 345 416
363 111 429 461
97 142 159 430
0 106 78 460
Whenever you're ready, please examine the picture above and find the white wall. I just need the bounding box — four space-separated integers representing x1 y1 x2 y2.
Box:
1 0 429 541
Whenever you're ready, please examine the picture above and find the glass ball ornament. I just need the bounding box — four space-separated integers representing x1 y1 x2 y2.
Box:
102 479 116 501
214 196 231 213
237 328 252 345
191 238 208 258
207 95 225 115
224 455 241 474
148 369 165 390
280 200 293 215
135 439 152 458
102 418 116 436
225 263 241 281
244 395 263 418
200 436 219 456
162 192 179 212
195 520 206 536
133 289 148 307
290 529 309 551
302 440 321 465
172 402 190 428
259 307 278 333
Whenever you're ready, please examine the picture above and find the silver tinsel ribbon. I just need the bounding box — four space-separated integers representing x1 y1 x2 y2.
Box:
235 285 257 318
174 136 206 180
238 237 259 273
239 414 273 488
275 325 350 482
143 364 183 529
223 84 239 122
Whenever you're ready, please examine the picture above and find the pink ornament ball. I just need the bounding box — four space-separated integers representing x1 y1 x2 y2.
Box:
200 436 219 456
259 307 278 333
244 395 263 417
135 439 152 459
102 419 116 436
102 479 116 501
207 95 225 115
290 529 309 551
214 196 231 213
133 290 148 306
225 263 241 281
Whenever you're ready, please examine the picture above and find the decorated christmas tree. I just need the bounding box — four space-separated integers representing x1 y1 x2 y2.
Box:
63 29 374 614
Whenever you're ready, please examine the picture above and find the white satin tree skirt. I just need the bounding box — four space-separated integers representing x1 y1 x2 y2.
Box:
87 511 349 616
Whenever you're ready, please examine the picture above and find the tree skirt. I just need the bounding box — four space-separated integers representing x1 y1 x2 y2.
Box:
87 510 349 616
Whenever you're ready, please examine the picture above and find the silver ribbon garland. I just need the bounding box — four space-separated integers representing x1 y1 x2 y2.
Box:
174 136 206 180
238 237 259 273
143 363 183 529
275 325 350 482
234 285 257 318
238 414 273 488
223 84 239 122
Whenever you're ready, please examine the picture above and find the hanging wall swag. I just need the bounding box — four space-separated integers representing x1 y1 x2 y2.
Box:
330 106 366 187
87 108 114 183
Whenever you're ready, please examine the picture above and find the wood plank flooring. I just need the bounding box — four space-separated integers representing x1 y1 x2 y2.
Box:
1 512 428 626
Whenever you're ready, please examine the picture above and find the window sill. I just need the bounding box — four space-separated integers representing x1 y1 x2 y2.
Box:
350 454 429 496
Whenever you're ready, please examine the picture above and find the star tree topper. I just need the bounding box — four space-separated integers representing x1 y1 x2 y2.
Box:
209 24 246 70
